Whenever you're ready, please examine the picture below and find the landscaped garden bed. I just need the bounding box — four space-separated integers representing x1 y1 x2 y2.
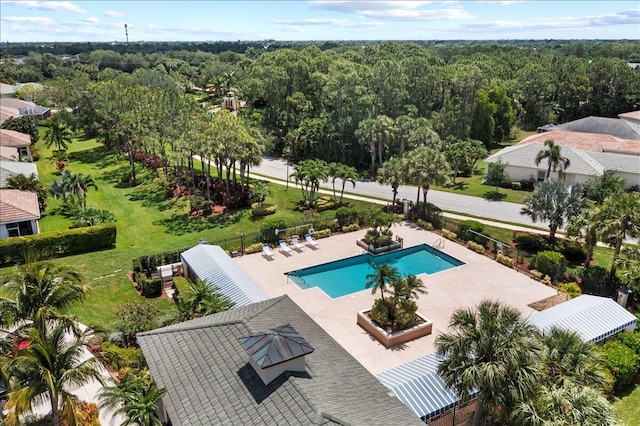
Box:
357 309 432 347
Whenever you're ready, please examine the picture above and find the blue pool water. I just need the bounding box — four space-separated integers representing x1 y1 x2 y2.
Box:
286 244 464 298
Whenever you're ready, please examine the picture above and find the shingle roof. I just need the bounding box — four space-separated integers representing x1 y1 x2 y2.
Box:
552 116 639 140
526 295 637 343
519 130 640 154
180 244 270 308
0 161 38 188
0 189 40 224
377 353 464 420
0 129 31 147
138 295 423 426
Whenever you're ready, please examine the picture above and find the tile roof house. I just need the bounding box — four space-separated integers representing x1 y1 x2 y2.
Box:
542 116 640 140
0 98 50 121
0 129 33 161
0 189 41 238
485 121 640 188
0 161 39 188
0 146 20 161
138 295 423 426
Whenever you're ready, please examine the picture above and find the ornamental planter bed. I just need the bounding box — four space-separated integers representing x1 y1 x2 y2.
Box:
356 239 402 254
357 310 433 348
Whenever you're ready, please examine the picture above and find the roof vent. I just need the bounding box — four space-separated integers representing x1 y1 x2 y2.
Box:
239 323 314 385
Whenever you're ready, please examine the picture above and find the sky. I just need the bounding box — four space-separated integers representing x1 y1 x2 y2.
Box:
1 1 639 43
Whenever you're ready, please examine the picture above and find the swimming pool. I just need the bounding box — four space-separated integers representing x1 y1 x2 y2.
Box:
286 244 464 298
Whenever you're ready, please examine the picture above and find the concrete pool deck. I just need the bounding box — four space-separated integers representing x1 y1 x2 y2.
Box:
233 222 557 375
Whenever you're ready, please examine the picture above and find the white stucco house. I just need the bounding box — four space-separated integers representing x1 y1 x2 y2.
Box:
0 189 41 238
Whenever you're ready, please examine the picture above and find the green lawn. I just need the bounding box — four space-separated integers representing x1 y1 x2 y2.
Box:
1 136 371 329
613 385 640 426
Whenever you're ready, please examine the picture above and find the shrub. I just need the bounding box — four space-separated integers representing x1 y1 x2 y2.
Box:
75 401 100 426
442 229 457 240
466 241 486 254
260 218 287 244
369 298 391 327
172 276 191 296
514 233 546 253
416 219 433 231
395 300 419 330
312 228 331 239
363 228 393 248
315 196 337 211
496 254 515 268
136 274 162 298
600 340 640 392
251 202 276 216
335 207 359 227
99 341 146 371
560 241 587 263
458 220 485 245
580 265 620 290
342 223 361 233
410 202 442 229
0 224 117 265
244 242 263 254
534 251 567 283
558 282 582 298
520 179 535 191
617 332 640 357
511 181 521 190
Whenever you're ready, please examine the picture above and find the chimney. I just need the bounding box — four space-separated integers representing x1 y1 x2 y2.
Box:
239 324 314 385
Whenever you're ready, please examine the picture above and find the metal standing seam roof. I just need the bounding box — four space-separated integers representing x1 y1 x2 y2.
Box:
377 352 462 420
180 244 270 308
526 295 637 343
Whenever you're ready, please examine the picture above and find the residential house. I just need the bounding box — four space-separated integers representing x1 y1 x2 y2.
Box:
0 83 18 98
0 161 38 188
539 115 640 140
484 129 640 187
0 146 19 161
0 189 41 238
138 294 424 426
0 98 50 122
0 129 33 161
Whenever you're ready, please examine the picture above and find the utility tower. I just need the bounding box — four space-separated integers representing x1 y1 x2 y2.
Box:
124 24 129 48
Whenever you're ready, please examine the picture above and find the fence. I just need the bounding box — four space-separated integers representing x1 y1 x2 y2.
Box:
425 399 476 426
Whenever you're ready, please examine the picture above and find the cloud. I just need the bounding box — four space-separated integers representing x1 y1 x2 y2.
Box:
589 9 639 26
477 1 525 5
103 10 127 18
278 27 305 33
309 1 433 13
0 16 54 25
308 1 471 21
3 1 86 13
361 8 471 20
271 18 383 28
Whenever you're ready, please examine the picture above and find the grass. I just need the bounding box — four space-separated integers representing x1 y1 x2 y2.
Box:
1 135 372 329
613 385 640 426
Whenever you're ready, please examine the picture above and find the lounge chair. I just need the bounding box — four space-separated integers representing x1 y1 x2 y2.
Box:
291 235 305 251
279 239 293 254
262 243 275 259
304 233 319 248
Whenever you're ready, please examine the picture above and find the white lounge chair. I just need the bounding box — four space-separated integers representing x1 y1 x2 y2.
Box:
262 243 275 259
279 239 293 254
304 233 319 248
291 235 305 251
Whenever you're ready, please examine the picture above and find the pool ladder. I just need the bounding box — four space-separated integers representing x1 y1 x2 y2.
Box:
432 238 445 249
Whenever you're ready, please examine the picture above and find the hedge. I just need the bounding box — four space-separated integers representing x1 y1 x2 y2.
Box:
466 241 485 254
132 247 189 277
0 223 116 265
496 254 515 268
251 202 276 216
534 251 567 283
600 340 640 392
458 220 485 246
514 233 546 253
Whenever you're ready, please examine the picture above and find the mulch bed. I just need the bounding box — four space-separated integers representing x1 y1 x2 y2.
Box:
528 292 571 311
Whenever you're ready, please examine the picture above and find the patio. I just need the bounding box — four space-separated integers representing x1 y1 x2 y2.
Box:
233 222 557 375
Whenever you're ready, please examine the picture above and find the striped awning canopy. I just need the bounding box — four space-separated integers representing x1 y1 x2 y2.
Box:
181 244 270 308
526 295 637 343
377 353 462 420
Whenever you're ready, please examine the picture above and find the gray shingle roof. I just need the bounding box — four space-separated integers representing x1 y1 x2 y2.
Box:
553 116 640 140
138 295 422 426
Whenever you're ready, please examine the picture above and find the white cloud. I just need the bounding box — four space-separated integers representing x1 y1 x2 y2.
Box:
271 17 383 27
278 27 305 33
3 1 86 13
309 1 434 12
308 1 470 21
361 8 471 20
477 1 525 5
103 10 126 18
0 15 54 25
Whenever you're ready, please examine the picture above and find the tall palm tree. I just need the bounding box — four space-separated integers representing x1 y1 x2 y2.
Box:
70 173 98 210
407 146 450 204
365 263 400 304
535 139 570 181
329 163 357 205
566 207 599 268
377 156 406 207
172 279 234 323
512 383 620 426
593 192 640 276
0 251 89 325
436 300 542 426
356 118 379 175
99 370 167 426
44 117 73 153
2 313 104 426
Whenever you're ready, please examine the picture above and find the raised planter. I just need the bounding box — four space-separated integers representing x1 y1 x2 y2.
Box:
356 239 402 254
357 310 433 348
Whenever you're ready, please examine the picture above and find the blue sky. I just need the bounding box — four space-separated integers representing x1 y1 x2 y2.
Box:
1 1 638 42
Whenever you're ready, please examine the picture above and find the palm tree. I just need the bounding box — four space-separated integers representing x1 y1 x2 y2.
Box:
566 208 599 268
70 173 98 210
593 192 640 276
436 300 542 426
535 139 570 181
356 118 379 175
512 383 620 426
365 263 400 304
615 246 640 289
290 159 330 209
2 313 104 426
5 173 48 211
407 146 450 204
99 370 166 426
44 117 73 153
377 156 406 208
0 251 89 325
520 179 586 241
329 163 357 205
172 279 234 323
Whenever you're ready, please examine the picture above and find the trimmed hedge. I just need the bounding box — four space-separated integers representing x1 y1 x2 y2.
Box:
335 207 359 227
466 241 485 254
600 340 640 392
534 251 567 283
135 272 162 298
514 233 546 253
458 220 485 246
442 229 457 240
132 247 188 277
251 202 276 216
496 254 515 268
0 223 116 265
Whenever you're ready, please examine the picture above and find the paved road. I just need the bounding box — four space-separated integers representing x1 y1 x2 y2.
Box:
251 156 547 229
